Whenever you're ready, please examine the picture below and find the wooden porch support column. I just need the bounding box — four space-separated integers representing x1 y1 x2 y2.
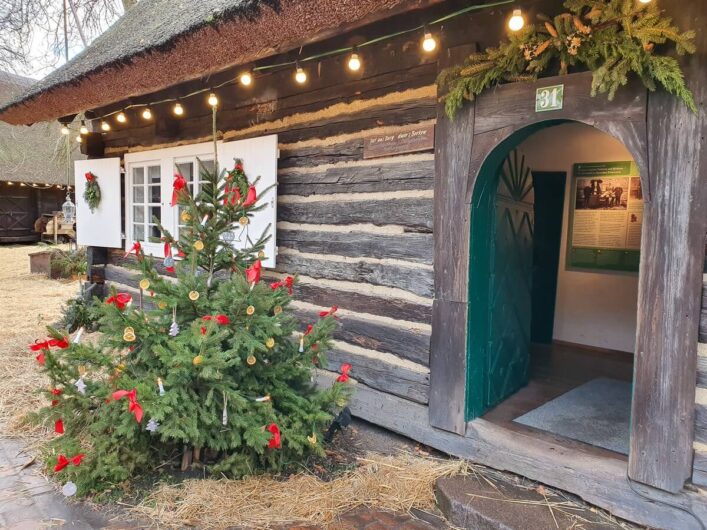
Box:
629 0 707 492
428 45 476 434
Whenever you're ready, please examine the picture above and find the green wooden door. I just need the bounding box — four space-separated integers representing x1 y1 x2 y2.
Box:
468 149 534 418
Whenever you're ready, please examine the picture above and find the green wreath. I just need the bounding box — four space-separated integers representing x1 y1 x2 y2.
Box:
438 0 696 118
83 171 101 212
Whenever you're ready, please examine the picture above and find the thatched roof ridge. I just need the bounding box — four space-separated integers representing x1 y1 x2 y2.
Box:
0 0 435 125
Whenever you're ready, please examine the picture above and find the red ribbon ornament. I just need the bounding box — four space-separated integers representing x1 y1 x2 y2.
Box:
55 419 64 434
124 241 142 259
85 171 95 182
30 337 69 365
336 363 352 383
112 389 144 423
54 453 85 472
246 260 262 284
106 293 132 310
242 185 257 207
319 306 339 319
304 324 314 336
171 173 188 207
203 315 230 325
270 276 294 295
267 423 281 449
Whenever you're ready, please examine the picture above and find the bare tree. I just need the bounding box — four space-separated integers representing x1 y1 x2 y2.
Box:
0 0 133 77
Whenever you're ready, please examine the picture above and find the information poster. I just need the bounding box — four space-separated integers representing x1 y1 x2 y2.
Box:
567 161 642 272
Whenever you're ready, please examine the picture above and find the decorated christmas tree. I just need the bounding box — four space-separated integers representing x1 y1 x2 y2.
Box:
31 158 352 496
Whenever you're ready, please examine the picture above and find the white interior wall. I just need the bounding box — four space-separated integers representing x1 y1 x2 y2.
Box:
519 122 638 353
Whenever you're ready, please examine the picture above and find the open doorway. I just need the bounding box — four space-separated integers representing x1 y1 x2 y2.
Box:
468 122 640 458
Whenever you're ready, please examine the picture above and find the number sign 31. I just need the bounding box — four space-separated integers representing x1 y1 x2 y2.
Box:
535 84 564 112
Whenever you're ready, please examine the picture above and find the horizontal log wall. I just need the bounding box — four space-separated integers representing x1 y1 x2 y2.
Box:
102 24 438 419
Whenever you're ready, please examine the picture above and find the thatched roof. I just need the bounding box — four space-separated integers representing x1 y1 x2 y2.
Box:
0 0 435 125
0 72 72 184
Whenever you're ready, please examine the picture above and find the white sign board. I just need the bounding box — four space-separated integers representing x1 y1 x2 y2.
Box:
74 158 122 247
218 135 278 268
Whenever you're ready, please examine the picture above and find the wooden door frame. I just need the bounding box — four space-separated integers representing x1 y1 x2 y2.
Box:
429 69 703 492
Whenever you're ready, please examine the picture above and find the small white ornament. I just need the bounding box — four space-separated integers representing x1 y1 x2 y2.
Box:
72 327 84 344
163 255 175 269
221 231 235 243
169 307 180 337
299 335 304 353
62 481 77 497
74 378 86 395
146 419 160 432
222 393 228 426
157 378 165 396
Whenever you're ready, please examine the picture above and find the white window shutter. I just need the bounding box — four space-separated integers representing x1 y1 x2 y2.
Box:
217 135 278 268
74 158 122 247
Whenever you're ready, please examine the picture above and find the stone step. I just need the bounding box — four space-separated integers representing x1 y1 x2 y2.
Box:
435 475 623 530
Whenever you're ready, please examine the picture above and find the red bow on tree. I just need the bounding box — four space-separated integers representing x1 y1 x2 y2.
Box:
112 389 144 423
106 293 132 310
171 173 188 207
270 276 294 295
223 176 242 206
242 185 257 207
54 453 85 472
163 242 175 273
55 419 64 434
51 388 62 407
336 363 352 383
202 315 230 325
319 306 339 319
304 324 314 336
124 241 142 259
267 423 281 449
246 260 262 284
30 337 69 365
85 171 95 181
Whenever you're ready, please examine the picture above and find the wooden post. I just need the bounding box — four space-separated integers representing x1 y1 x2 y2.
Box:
628 0 707 492
428 44 476 434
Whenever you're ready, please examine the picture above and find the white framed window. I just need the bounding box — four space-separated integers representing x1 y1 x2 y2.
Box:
123 136 277 265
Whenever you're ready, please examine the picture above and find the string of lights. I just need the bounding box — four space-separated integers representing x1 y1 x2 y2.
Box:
2 181 72 190
62 0 523 140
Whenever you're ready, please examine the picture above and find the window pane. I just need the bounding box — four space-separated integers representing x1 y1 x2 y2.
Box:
133 186 145 203
133 206 145 223
200 159 215 181
176 162 193 182
148 225 161 242
148 165 161 184
149 206 161 224
133 224 144 241
149 185 161 203
133 167 144 184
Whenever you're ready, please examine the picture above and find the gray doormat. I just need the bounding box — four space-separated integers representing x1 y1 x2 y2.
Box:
513 377 631 454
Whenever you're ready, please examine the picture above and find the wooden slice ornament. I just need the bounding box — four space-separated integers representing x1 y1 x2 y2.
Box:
193 240 204 251
123 327 136 342
139 279 150 290
265 338 275 349
246 355 257 366
180 211 191 222
239 216 249 225
307 433 318 445
246 305 255 315
273 305 283 315
188 291 200 301
192 355 203 366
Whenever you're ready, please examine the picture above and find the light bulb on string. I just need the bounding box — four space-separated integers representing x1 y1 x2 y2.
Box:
422 28 437 53
100 121 111 132
294 63 307 84
638 0 652 3
508 9 525 31
116 111 127 123
347 48 362 72
173 101 184 116
79 121 88 135
75 135 82 143
60 125 70 135
208 92 219 107
240 70 253 86
142 107 152 120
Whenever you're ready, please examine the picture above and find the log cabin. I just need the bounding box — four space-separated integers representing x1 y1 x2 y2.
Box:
0 72 72 242
0 0 705 527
